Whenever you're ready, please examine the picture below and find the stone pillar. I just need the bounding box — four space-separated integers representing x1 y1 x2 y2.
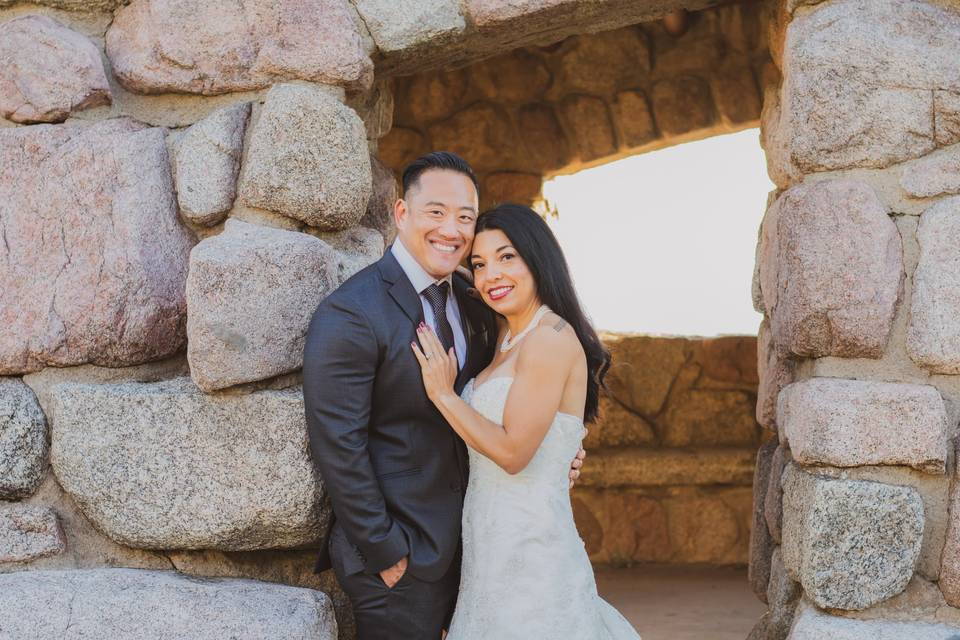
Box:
752 0 960 636
0 1 395 636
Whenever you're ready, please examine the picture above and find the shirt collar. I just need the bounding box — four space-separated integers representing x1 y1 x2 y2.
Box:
390 238 454 294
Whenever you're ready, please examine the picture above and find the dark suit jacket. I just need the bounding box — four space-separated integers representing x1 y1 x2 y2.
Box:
303 249 496 582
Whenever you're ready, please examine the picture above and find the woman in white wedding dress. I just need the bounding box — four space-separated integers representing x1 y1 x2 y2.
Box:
412 204 641 639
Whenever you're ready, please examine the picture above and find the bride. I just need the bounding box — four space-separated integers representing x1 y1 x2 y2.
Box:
412 203 641 639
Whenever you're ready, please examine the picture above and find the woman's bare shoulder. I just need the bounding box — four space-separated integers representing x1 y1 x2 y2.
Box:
518 312 581 365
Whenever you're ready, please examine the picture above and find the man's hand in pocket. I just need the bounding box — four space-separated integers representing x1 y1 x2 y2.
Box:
380 555 408 588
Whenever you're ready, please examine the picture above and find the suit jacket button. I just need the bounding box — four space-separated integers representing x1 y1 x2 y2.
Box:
449 482 461 492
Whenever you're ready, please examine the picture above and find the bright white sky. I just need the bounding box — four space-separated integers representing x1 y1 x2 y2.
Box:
542 128 773 337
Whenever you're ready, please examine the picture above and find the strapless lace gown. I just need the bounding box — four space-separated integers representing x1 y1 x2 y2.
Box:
447 377 641 639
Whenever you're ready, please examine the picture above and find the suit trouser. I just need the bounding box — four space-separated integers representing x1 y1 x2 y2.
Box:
330 528 460 640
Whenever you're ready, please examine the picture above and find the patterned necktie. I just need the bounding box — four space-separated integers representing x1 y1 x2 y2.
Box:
422 281 457 363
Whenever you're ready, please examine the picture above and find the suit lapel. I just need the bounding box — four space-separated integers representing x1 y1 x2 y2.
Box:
379 249 425 326
382 249 489 392
380 248 472 484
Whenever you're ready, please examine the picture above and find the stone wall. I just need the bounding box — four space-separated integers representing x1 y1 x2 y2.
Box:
5 0 960 638
750 1 960 638
381 0 774 208
1 332 763 636
575 334 764 567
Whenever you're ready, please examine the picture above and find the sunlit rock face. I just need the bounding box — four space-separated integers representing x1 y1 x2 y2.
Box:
0 15 111 124
0 118 193 375
171 102 251 227
49 378 329 550
105 0 374 95
779 378 949 473
238 84 372 230
186 219 339 392
766 0 960 186
757 179 902 359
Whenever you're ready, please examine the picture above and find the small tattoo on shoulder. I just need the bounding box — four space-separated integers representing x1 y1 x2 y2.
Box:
553 319 567 332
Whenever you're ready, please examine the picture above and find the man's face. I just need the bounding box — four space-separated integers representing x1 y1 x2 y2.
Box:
394 169 478 279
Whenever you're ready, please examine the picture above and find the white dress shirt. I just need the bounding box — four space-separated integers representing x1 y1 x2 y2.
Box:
391 239 468 366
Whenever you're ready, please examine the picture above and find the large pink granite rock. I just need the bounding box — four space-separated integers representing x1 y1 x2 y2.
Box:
186 220 339 392
239 84 371 230
105 0 373 95
907 198 960 374
778 378 949 473
0 118 194 374
758 179 902 358
0 15 111 124
351 0 465 56
767 0 960 185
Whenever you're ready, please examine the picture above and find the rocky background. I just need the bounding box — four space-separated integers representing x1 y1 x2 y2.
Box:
577 335 764 567
4 0 960 639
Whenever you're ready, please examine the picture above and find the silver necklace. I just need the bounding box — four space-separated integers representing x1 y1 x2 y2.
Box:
500 305 551 353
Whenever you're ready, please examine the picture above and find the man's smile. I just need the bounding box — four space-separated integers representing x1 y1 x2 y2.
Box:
429 240 460 254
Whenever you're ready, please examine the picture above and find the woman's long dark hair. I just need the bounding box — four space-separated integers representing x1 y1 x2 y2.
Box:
473 204 611 423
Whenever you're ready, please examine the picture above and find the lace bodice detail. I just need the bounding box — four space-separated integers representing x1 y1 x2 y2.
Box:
447 376 641 640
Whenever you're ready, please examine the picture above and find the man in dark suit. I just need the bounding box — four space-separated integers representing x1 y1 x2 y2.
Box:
303 152 583 639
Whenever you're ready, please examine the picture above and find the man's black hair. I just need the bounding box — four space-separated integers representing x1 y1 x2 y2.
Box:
401 151 480 197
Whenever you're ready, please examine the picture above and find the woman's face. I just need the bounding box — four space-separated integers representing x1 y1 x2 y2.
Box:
470 229 537 316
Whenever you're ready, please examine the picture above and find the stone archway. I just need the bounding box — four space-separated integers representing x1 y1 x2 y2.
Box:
379 1 773 209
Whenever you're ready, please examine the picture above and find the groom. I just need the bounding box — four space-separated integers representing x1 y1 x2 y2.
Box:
303 152 583 639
